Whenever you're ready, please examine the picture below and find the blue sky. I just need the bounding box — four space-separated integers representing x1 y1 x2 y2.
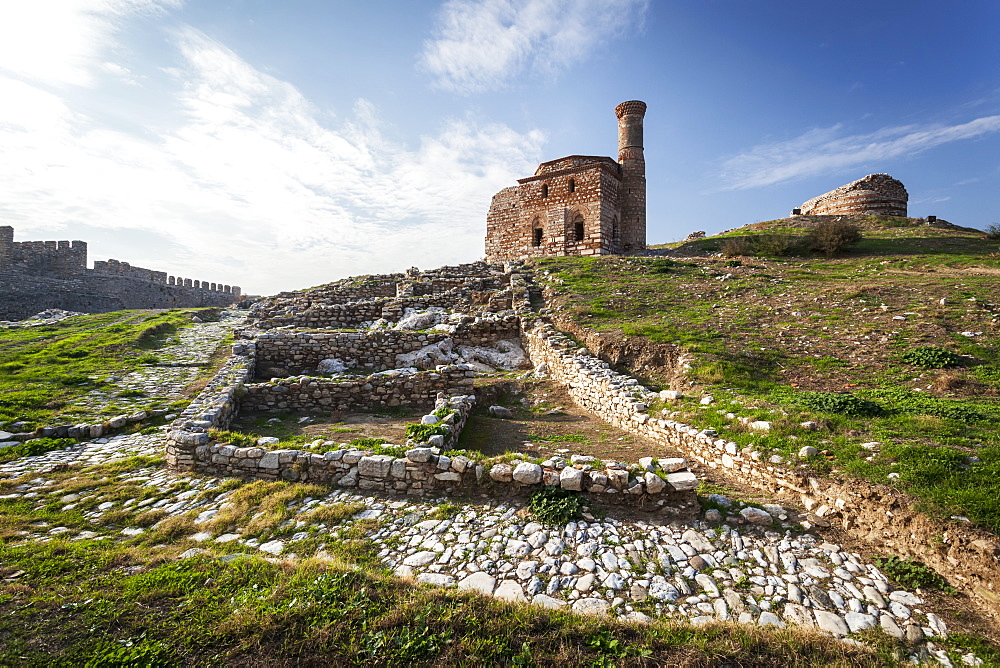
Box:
0 1 997 294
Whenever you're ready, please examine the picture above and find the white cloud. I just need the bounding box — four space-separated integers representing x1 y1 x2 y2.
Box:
0 0 179 87
0 26 544 294
720 116 1000 190
419 0 648 93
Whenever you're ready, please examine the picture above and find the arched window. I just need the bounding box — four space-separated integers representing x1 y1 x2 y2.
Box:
541 183 548 198
568 179 576 193
572 214 585 243
531 219 543 247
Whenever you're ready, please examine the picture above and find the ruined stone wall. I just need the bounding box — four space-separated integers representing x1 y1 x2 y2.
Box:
798 174 908 217
254 293 472 329
254 318 522 376
520 318 1000 619
241 365 476 413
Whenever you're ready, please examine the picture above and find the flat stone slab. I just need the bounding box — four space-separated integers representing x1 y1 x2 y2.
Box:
457 572 496 595
494 580 526 603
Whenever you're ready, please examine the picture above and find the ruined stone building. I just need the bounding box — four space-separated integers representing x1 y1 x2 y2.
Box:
0 225 240 320
794 173 908 217
485 101 647 262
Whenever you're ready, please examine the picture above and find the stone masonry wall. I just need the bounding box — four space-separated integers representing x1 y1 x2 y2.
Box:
241 365 476 413
254 318 522 376
0 270 239 321
254 293 472 330
797 174 908 217
520 318 1000 619
0 225 239 320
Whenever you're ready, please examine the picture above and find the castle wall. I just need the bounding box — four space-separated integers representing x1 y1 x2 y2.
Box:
798 174 908 217
0 225 240 319
0 270 238 321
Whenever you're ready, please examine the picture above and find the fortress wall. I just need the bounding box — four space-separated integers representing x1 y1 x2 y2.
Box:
254 318 522 376
0 226 240 318
0 270 237 321
0 226 87 277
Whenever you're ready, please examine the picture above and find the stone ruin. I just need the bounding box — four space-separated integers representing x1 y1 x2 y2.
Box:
794 174 908 218
164 261 701 511
0 225 240 320
485 101 647 262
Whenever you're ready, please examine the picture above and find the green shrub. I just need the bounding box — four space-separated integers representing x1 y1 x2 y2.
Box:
871 555 955 593
405 423 449 442
985 224 1000 240
754 234 796 256
349 437 388 450
208 429 259 448
800 392 884 417
805 220 862 257
902 346 961 369
528 487 583 524
649 258 681 274
720 237 752 257
724 260 742 267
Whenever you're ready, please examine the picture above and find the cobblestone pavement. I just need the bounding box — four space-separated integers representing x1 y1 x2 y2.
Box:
0 431 977 666
75 310 246 415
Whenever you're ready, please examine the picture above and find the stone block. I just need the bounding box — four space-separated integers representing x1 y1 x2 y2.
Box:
665 471 698 491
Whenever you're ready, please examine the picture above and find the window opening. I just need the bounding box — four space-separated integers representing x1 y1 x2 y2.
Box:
541 183 548 198
568 179 575 193
532 226 543 247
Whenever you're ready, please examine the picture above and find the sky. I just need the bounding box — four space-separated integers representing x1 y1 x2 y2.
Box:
0 1 997 295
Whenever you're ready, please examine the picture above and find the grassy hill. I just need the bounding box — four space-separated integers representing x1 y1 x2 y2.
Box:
537 216 1000 532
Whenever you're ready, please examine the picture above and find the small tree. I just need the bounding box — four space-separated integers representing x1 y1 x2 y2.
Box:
985 224 1000 240
806 220 862 257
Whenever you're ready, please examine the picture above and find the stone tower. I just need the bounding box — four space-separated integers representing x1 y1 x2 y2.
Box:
615 100 647 251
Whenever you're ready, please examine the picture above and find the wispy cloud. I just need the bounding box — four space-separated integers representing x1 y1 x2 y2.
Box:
0 22 543 294
419 0 648 93
720 116 1000 190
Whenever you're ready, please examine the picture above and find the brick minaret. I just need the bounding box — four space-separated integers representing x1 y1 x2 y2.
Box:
615 100 647 251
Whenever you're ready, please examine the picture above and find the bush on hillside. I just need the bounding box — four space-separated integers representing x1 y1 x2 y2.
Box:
800 391 884 417
805 220 862 257
985 224 1000 240
902 346 961 369
720 237 752 257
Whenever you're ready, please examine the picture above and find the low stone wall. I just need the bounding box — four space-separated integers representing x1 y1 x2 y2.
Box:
521 319 1000 619
254 318 522 376
165 340 257 472
190 391 697 507
241 365 476 413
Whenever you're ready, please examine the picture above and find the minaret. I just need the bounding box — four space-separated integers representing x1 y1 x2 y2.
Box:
615 100 647 251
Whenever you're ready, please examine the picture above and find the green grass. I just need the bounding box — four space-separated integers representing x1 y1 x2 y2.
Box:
0 464 898 667
536 217 1000 532
0 310 196 426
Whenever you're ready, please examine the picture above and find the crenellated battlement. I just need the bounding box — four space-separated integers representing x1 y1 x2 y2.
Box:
0 226 87 278
0 225 241 319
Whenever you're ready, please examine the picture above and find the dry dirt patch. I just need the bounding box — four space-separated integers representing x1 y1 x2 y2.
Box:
461 379 685 462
